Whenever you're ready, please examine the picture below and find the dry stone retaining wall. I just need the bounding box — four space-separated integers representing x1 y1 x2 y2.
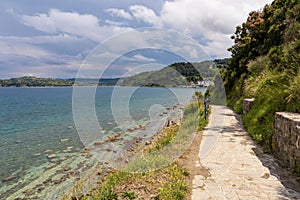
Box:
273 112 300 174
243 98 255 114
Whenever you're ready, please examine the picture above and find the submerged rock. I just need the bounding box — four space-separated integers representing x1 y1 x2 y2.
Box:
107 136 116 142
115 132 123 137
36 186 45 193
44 163 56 170
81 148 90 154
43 178 52 185
60 157 68 161
60 138 69 142
84 153 92 158
23 189 34 196
68 171 80 177
50 158 60 163
138 125 146 130
62 166 71 171
127 128 135 132
2 175 18 182
44 149 53 153
94 141 104 146
63 146 74 152
106 148 113 152
47 154 57 159
53 179 62 185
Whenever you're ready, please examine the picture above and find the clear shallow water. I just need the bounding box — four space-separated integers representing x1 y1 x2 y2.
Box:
0 86 203 199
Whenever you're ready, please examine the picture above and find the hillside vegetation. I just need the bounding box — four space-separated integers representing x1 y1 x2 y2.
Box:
223 0 300 150
0 76 73 87
0 77 121 87
118 60 228 87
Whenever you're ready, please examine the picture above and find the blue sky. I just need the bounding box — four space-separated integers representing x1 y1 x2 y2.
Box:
0 0 273 79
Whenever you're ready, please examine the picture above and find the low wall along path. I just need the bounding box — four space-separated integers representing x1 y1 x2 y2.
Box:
273 112 300 175
192 105 300 199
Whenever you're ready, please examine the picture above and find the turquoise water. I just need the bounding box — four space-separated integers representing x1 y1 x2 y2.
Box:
0 86 202 199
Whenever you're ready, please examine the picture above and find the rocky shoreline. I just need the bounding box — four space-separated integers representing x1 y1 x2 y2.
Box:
4 103 185 200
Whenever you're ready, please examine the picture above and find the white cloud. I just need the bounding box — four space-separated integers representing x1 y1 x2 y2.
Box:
105 8 132 20
132 54 156 62
2 1 274 79
22 13 57 33
0 36 49 58
130 5 162 27
159 0 273 57
125 1 272 57
21 9 131 42
105 20 126 27
0 35 85 78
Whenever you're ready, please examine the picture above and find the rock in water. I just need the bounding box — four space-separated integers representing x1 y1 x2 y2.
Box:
94 141 104 146
60 157 68 161
2 175 18 182
127 128 135 132
47 154 57 159
44 149 53 153
60 138 69 142
108 136 116 142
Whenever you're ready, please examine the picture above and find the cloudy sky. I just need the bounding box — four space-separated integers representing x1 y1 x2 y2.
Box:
0 0 273 79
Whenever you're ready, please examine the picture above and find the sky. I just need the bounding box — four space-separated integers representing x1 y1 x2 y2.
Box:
0 0 273 79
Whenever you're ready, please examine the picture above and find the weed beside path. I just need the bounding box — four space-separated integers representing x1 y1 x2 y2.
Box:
63 101 208 200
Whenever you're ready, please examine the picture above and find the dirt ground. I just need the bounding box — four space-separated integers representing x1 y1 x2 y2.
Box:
110 130 208 200
177 130 210 200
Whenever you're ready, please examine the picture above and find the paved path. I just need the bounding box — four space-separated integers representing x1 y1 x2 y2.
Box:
192 105 300 200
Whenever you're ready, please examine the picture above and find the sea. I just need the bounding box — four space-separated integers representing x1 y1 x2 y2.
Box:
0 86 204 199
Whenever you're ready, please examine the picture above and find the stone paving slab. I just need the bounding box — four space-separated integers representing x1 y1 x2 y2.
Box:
192 106 300 200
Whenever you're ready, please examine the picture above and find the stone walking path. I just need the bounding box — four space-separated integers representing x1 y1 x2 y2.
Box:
192 105 300 200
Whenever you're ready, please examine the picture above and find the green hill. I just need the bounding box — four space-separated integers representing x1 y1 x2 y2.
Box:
0 77 121 87
223 0 300 150
0 76 73 87
118 60 228 87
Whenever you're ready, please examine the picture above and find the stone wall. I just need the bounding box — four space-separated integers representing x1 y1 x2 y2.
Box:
243 98 255 114
273 112 300 174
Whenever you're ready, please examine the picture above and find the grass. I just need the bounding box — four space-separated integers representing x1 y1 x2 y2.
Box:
89 172 132 200
122 191 137 200
150 125 179 151
63 98 209 200
158 164 189 200
122 100 205 173
84 162 189 200
228 54 300 151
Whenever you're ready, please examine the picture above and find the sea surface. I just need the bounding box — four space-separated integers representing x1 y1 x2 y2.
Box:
0 86 204 199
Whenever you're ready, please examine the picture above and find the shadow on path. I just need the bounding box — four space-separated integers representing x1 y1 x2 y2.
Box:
231 109 300 193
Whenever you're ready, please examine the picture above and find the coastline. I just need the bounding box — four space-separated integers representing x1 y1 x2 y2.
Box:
61 103 187 198
61 100 203 199
0 85 207 89
4 101 187 200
